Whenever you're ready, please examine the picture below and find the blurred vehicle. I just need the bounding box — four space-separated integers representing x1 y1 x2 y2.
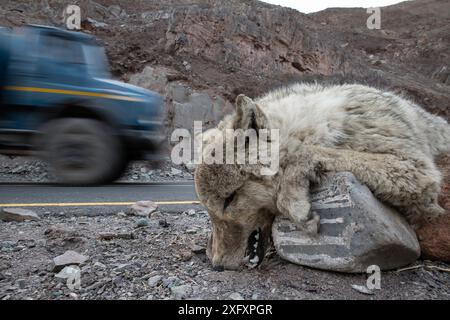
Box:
0 25 165 185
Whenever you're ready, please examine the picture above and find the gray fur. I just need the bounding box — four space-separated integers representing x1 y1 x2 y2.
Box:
195 83 450 270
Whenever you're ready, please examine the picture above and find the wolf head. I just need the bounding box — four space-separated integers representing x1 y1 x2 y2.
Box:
194 95 279 270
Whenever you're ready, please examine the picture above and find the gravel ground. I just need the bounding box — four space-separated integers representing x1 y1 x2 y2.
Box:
1 210 449 300
0 155 193 183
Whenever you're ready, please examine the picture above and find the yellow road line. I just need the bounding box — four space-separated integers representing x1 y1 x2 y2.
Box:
4 86 145 102
0 200 201 207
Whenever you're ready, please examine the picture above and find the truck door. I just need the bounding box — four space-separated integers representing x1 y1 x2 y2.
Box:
2 31 86 131
33 33 86 90
0 28 35 130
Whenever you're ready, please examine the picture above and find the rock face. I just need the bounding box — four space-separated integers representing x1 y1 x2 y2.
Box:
128 65 234 132
1 0 448 122
0 208 40 222
272 172 420 273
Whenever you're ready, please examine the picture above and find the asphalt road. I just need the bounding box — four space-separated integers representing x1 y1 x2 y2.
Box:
0 181 201 215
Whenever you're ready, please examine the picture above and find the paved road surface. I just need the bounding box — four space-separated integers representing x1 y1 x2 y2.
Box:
0 181 201 214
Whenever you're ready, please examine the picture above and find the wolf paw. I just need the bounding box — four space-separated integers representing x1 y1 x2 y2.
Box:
293 211 320 236
304 211 321 235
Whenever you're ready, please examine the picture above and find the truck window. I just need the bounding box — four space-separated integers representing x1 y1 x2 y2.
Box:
38 35 84 64
82 44 110 78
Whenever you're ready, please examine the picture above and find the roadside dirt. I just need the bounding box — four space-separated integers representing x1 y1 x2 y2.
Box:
0 155 192 183
1 210 449 300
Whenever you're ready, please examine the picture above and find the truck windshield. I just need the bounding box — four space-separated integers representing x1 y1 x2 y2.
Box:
82 44 110 78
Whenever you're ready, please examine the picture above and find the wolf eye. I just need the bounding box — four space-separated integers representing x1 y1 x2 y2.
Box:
223 192 236 211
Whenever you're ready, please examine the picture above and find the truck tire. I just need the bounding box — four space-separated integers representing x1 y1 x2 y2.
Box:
37 118 126 185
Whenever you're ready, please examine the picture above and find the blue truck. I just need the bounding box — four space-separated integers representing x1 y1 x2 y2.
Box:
0 25 165 185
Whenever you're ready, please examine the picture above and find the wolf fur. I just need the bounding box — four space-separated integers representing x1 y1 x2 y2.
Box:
194 83 450 270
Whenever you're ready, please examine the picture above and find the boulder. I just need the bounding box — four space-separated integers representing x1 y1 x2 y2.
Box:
128 201 158 217
0 208 40 222
54 266 82 290
147 275 163 288
128 66 168 94
107 5 127 18
168 83 190 103
272 172 420 273
229 292 244 300
53 250 89 272
128 66 234 133
171 91 234 131
171 284 192 299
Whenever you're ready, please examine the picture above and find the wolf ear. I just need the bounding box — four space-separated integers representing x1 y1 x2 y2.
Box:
234 94 269 131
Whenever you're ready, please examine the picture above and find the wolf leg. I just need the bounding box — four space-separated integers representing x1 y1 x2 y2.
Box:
314 146 445 226
276 167 321 235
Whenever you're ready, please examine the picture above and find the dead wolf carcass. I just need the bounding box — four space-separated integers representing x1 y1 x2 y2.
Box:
194 83 450 270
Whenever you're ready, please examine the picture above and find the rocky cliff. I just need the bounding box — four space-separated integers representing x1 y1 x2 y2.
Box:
1 0 449 129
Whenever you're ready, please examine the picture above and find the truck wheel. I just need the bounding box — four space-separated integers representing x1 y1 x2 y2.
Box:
37 118 126 185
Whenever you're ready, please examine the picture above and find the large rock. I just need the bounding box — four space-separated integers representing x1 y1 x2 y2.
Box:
171 284 192 299
128 66 234 133
272 172 420 273
0 208 40 222
128 66 169 94
171 92 232 131
128 201 158 217
53 250 89 272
